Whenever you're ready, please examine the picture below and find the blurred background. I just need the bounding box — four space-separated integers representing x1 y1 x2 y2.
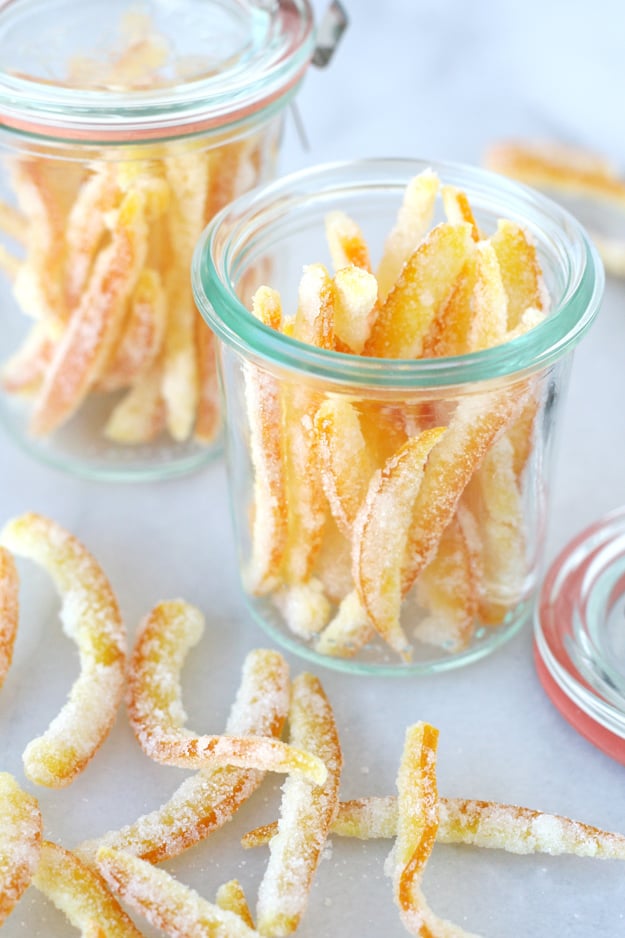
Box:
285 0 623 170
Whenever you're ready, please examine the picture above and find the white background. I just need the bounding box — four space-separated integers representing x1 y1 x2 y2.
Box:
2 1 625 936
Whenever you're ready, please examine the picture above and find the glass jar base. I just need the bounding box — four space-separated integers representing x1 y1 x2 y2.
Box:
245 596 532 677
1 397 221 482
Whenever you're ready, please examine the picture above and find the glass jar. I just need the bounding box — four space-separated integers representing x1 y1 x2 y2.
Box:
192 158 604 675
0 0 314 480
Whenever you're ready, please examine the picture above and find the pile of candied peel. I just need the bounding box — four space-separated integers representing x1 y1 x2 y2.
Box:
0 12 272 447
241 169 548 662
2 513 625 937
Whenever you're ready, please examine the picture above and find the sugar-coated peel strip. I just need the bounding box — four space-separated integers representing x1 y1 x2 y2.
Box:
332 264 378 354
97 267 166 392
414 515 477 651
10 158 78 325
468 240 508 350
400 387 530 598
77 648 291 867
325 210 372 272
393 723 479 938
315 588 375 658
194 315 221 443
128 599 327 784
311 515 353 605
215 880 255 930
161 151 209 441
273 577 331 640
0 773 42 926
246 795 625 861
313 397 377 537
376 168 441 303
1 323 55 395
0 512 126 788
0 546 18 688
0 243 20 280
490 219 549 330
64 165 120 308
0 198 28 242
30 188 149 435
465 435 526 625
441 185 480 240
256 673 342 937
32 841 145 937
485 140 625 209
245 286 287 595
281 264 334 586
244 793 625 860
104 358 165 443
353 427 447 660
365 223 473 358
97 847 258 937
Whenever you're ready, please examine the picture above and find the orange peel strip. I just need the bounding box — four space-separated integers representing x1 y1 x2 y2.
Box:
104 359 166 444
1 323 56 395
441 185 480 240
244 286 287 594
161 152 209 441
315 589 375 658
365 223 473 358
325 210 372 272
65 165 120 308
0 546 19 689
313 397 377 537
30 188 149 435
0 198 28 242
490 218 549 330
127 600 327 784
256 672 342 937
32 841 144 938
353 426 447 660
0 773 42 926
97 267 166 392
376 168 441 303
401 386 530 599
415 515 477 651
485 139 625 209
76 648 290 867
194 314 221 443
393 723 479 938
0 512 126 788
469 240 508 350
464 435 525 626
332 264 378 354
97 847 258 937
0 243 20 280
246 795 625 861
215 880 255 930
281 264 334 586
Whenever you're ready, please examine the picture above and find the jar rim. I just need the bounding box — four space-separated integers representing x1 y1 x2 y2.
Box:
192 157 605 389
0 0 314 142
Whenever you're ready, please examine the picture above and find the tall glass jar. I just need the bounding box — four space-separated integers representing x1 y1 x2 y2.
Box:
192 158 604 675
0 0 314 480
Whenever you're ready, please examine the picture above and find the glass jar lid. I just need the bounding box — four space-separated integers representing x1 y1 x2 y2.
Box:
534 507 625 764
0 0 315 142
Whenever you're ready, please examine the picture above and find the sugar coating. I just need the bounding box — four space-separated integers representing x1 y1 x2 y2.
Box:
0 773 42 925
77 650 290 867
0 513 126 788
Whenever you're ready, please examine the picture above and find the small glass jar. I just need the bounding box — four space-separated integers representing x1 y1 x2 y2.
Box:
0 0 314 480
192 158 604 675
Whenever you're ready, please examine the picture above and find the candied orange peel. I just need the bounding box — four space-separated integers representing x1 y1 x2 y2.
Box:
485 139 625 278
240 169 550 662
0 16 279 446
127 599 328 784
0 512 127 788
0 773 42 926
